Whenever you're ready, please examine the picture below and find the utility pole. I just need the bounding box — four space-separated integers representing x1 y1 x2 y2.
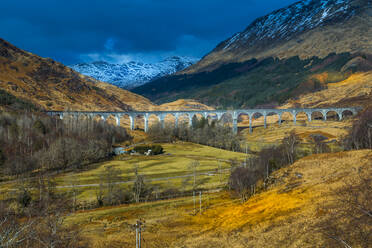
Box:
193 191 196 215
135 219 145 248
218 160 222 183
199 191 202 214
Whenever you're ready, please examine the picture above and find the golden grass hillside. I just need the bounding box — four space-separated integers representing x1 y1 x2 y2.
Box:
64 149 371 247
0 38 212 112
282 72 372 108
158 99 214 111
0 38 137 111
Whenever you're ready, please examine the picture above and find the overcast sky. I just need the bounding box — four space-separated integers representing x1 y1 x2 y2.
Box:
1 0 298 64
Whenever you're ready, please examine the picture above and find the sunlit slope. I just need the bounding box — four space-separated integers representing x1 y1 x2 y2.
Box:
63 150 371 247
0 38 214 112
0 142 246 203
158 99 214 111
177 150 372 248
282 72 372 108
0 38 139 111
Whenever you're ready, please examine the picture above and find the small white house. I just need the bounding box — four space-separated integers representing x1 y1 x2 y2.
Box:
113 147 127 155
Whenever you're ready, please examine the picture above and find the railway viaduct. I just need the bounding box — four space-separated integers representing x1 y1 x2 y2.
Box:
46 107 360 134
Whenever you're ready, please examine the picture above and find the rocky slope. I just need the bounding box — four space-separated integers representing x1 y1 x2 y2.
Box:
184 0 372 73
70 56 198 89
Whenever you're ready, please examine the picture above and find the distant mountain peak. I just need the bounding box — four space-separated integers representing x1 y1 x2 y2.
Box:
70 56 199 89
222 0 355 51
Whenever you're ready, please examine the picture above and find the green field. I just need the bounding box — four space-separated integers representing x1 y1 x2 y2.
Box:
0 142 247 203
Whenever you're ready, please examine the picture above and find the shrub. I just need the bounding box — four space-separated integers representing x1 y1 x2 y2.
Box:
133 145 164 155
151 144 164 155
343 107 372 150
33 119 47 134
0 149 4 167
17 187 32 208
229 166 263 202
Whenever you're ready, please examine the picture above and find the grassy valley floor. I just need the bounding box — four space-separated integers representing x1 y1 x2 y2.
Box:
64 149 371 247
0 143 247 203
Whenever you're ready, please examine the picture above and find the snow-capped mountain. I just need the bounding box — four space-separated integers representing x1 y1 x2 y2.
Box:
185 0 371 73
70 56 198 89
221 0 356 50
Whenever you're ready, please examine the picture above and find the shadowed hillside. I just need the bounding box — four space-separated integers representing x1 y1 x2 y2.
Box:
133 53 372 108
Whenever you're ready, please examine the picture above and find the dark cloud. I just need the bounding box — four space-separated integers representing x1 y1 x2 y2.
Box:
1 0 298 64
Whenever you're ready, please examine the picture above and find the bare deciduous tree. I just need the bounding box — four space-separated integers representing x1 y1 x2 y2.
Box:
132 164 145 203
0 213 33 247
343 107 372 150
282 130 300 165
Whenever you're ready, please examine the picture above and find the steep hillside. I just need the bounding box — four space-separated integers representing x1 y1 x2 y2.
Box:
133 0 371 109
0 38 155 111
185 0 372 73
282 71 372 108
70 56 198 89
158 99 214 111
133 53 372 108
0 38 213 112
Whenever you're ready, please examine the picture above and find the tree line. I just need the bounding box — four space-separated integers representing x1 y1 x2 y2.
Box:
0 111 131 176
148 117 243 152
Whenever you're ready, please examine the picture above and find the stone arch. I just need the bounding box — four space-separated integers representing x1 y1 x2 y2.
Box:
251 112 265 128
237 112 250 131
105 114 119 126
206 113 218 126
342 109 354 119
177 113 191 127
192 113 205 127
280 111 294 125
311 111 324 121
93 114 106 122
75 114 91 126
53 113 64 120
220 112 233 127
326 110 340 121
119 114 133 129
295 111 310 124
148 113 161 127
267 111 281 126
133 114 146 130
164 113 176 127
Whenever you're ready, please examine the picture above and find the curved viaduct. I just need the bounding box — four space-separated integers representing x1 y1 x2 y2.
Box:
46 107 360 134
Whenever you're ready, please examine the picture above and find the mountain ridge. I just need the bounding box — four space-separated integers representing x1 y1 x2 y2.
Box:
133 0 372 109
70 56 198 89
0 38 212 112
183 0 372 73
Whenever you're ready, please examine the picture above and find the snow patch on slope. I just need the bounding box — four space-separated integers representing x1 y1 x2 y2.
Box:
70 56 198 89
223 0 353 50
